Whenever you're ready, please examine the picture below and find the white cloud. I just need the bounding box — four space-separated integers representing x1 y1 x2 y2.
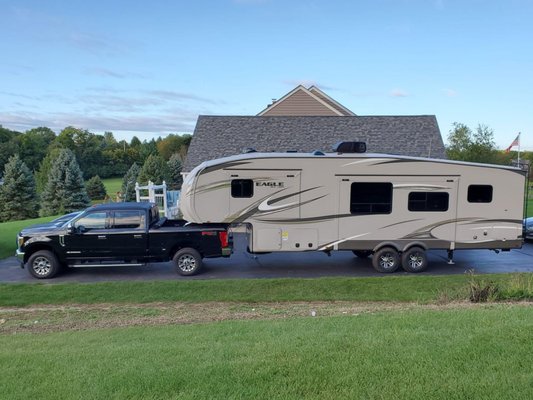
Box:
443 88 457 97
390 88 409 97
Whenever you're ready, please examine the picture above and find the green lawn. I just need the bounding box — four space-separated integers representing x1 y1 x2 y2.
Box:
1 273 532 307
102 176 122 197
1 305 532 399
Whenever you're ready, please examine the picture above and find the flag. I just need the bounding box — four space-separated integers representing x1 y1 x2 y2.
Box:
505 133 520 153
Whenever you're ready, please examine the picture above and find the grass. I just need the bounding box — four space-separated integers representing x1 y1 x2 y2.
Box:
1 305 532 399
102 176 122 197
1 273 532 307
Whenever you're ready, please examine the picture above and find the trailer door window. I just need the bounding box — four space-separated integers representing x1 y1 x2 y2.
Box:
408 192 449 212
231 179 254 198
350 182 392 214
467 185 493 203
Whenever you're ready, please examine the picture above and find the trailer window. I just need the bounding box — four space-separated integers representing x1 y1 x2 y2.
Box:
468 185 493 203
350 182 392 214
231 179 254 198
408 192 449 212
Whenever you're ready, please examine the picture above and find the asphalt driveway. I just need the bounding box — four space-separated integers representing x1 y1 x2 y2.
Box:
2 237 533 283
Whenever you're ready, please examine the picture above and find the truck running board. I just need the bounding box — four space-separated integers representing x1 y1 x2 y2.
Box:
69 263 145 268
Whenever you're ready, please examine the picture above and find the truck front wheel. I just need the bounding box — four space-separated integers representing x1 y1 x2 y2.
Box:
27 250 61 279
173 248 203 276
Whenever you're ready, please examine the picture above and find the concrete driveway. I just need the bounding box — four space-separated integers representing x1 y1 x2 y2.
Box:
2 237 533 283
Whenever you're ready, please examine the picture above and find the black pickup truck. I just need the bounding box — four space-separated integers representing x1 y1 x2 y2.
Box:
16 202 231 279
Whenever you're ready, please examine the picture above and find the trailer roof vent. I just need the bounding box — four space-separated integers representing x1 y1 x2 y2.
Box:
333 141 366 153
286 150 298 153
243 147 257 153
312 150 325 156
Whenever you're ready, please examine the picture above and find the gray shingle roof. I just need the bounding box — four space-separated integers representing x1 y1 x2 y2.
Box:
184 115 446 172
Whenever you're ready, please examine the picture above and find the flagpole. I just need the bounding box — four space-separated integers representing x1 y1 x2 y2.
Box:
518 132 521 166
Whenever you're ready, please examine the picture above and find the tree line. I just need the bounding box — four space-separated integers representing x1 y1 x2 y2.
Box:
0 125 191 222
0 125 191 179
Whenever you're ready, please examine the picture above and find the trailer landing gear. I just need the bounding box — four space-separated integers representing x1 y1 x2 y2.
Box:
447 250 455 265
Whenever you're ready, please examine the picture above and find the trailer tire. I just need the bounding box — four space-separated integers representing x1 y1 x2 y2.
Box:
352 250 372 258
27 250 61 279
401 247 428 273
372 247 400 273
173 248 203 276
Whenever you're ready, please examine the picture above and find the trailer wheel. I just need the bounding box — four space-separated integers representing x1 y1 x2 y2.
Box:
372 247 400 273
352 250 372 258
401 247 428 273
173 248 203 276
27 250 61 279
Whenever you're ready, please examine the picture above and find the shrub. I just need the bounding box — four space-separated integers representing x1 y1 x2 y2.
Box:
86 175 107 200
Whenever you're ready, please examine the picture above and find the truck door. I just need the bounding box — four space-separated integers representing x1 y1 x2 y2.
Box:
106 210 148 260
65 210 112 260
337 176 458 250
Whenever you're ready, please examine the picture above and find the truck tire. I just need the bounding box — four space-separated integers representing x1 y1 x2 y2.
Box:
352 250 372 258
372 247 400 273
173 248 203 276
27 250 61 279
401 247 428 273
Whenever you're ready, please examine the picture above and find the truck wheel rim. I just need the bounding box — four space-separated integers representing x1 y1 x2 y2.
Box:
33 257 51 276
379 253 395 269
178 255 196 272
408 253 424 269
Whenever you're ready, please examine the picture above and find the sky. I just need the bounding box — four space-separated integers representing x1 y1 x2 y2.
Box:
1 0 532 150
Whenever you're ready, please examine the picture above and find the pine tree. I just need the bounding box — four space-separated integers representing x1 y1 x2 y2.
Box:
0 154 39 221
138 154 171 185
167 153 183 190
40 149 90 216
121 163 141 202
85 175 107 200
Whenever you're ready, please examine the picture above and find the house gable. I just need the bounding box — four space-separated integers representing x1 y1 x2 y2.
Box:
258 85 354 116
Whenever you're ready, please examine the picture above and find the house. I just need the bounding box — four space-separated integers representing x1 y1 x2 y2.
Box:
183 85 446 172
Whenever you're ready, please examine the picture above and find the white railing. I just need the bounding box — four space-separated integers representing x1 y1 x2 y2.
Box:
135 181 180 218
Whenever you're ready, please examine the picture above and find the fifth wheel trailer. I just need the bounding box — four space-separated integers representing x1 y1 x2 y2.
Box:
180 143 526 273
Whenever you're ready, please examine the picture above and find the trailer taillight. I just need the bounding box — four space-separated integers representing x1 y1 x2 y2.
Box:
218 231 228 248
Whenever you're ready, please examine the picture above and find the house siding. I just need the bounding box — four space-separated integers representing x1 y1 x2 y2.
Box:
260 90 342 116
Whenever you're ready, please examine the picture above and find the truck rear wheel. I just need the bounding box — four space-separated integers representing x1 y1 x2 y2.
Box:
372 247 400 273
27 250 61 279
173 248 203 276
401 247 428 273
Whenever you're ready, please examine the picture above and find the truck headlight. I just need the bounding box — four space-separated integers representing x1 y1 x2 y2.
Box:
17 235 25 248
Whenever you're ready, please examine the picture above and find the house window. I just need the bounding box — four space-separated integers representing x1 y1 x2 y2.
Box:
231 179 254 198
350 182 392 214
468 185 493 203
408 192 449 212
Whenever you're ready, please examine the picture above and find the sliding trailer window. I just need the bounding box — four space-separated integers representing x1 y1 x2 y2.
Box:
231 179 254 198
408 192 449 212
350 182 392 214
